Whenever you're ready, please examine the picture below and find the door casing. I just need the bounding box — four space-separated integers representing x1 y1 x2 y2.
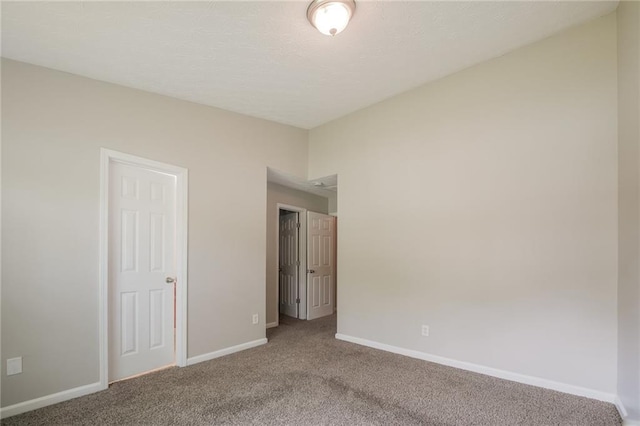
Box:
99 148 188 390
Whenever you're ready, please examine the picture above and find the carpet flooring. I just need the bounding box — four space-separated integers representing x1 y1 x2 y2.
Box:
3 314 621 425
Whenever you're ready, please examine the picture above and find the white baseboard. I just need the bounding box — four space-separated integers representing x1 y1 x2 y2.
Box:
615 396 629 419
266 322 278 329
616 397 640 426
335 333 617 404
0 381 103 419
186 338 268 366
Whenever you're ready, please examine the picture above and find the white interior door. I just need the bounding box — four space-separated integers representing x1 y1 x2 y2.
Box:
307 212 335 320
279 212 299 318
109 162 176 382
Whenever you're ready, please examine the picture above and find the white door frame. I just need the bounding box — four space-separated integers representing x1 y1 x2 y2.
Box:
99 148 188 390
275 203 308 323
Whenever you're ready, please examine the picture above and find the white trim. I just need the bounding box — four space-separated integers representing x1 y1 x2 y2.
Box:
616 396 629 420
266 322 278 329
615 397 640 425
0 382 102 419
335 333 617 404
276 203 308 320
186 338 268 366
99 148 189 390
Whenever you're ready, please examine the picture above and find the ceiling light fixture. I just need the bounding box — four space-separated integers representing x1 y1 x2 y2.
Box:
307 0 356 36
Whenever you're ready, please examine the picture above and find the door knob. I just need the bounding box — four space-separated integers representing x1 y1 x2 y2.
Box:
166 277 176 284
307 269 315 274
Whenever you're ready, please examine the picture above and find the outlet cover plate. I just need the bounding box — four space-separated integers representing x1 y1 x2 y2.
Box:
421 325 429 337
7 357 22 375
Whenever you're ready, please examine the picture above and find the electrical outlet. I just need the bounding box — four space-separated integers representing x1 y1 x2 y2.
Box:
252 314 259 325
421 325 429 337
7 357 22 375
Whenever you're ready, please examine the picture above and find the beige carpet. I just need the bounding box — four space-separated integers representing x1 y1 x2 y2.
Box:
2 314 621 425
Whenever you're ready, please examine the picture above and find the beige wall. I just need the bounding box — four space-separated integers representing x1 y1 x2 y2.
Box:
265 182 328 325
617 1 640 421
328 192 338 215
309 14 618 394
1 59 308 407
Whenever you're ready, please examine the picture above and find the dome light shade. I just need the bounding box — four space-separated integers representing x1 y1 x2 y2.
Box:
307 0 356 36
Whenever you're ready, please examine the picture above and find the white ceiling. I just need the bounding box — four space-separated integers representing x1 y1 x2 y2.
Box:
2 1 617 129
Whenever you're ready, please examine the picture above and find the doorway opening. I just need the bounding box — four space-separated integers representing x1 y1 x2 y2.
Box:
99 149 188 390
277 204 336 322
277 204 308 321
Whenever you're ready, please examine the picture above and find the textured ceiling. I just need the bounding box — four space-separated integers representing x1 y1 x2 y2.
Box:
2 1 618 129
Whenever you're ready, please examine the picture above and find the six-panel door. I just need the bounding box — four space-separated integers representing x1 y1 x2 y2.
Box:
109 162 176 382
279 212 299 318
307 212 335 320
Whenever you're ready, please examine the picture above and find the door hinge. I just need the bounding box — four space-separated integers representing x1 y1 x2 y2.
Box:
296 260 300 266
296 298 301 304
296 222 301 229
